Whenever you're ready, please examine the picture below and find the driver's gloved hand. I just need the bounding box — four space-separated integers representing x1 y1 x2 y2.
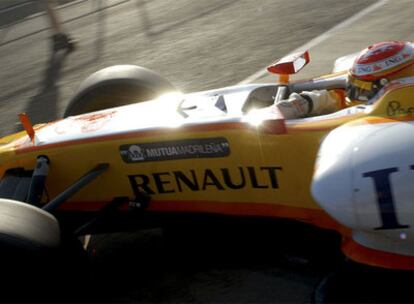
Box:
276 92 313 119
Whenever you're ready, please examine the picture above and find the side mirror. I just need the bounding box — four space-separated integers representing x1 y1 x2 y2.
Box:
267 51 310 83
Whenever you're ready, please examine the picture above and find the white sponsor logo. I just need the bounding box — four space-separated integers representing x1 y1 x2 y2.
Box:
128 145 145 161
121 138 230 163
146 143 226 158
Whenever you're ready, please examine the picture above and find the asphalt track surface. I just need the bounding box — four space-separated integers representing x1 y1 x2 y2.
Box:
1 0 414 302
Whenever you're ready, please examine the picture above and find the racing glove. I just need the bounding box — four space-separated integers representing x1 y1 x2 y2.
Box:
276 90 343 119
276 92 312 119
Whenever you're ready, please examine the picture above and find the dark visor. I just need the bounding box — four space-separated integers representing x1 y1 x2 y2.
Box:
346 79 382 102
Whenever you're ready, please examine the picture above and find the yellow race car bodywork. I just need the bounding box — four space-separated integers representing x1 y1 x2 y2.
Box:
1 68 414 270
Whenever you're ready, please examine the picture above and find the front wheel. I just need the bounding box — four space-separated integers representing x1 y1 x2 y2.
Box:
64 65 177 117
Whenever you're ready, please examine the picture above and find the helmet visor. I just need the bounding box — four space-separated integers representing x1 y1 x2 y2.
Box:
346 77 379 102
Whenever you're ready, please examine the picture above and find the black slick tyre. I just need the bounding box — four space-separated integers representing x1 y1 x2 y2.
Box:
64 65 177 117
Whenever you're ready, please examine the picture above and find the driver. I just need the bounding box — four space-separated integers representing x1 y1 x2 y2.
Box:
276 41 414 119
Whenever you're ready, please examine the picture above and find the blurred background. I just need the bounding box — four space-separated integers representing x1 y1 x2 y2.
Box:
0 0 385 137
1 0 413 302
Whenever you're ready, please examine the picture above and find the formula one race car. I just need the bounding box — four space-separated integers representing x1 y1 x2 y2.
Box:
0 49 414 294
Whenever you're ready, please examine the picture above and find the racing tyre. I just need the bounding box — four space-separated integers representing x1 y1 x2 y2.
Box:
64 65 177 117
0 198 61 298
0 198 60 253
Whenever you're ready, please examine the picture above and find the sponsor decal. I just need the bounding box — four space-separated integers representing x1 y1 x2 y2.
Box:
128 166 283 195
54 110 116 134
386 100 414 116
78 111 116 133
353 51 413 76
120 137 230 163
362 166 412 230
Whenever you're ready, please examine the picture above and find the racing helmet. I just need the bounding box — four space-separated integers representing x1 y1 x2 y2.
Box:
347 41 414 104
